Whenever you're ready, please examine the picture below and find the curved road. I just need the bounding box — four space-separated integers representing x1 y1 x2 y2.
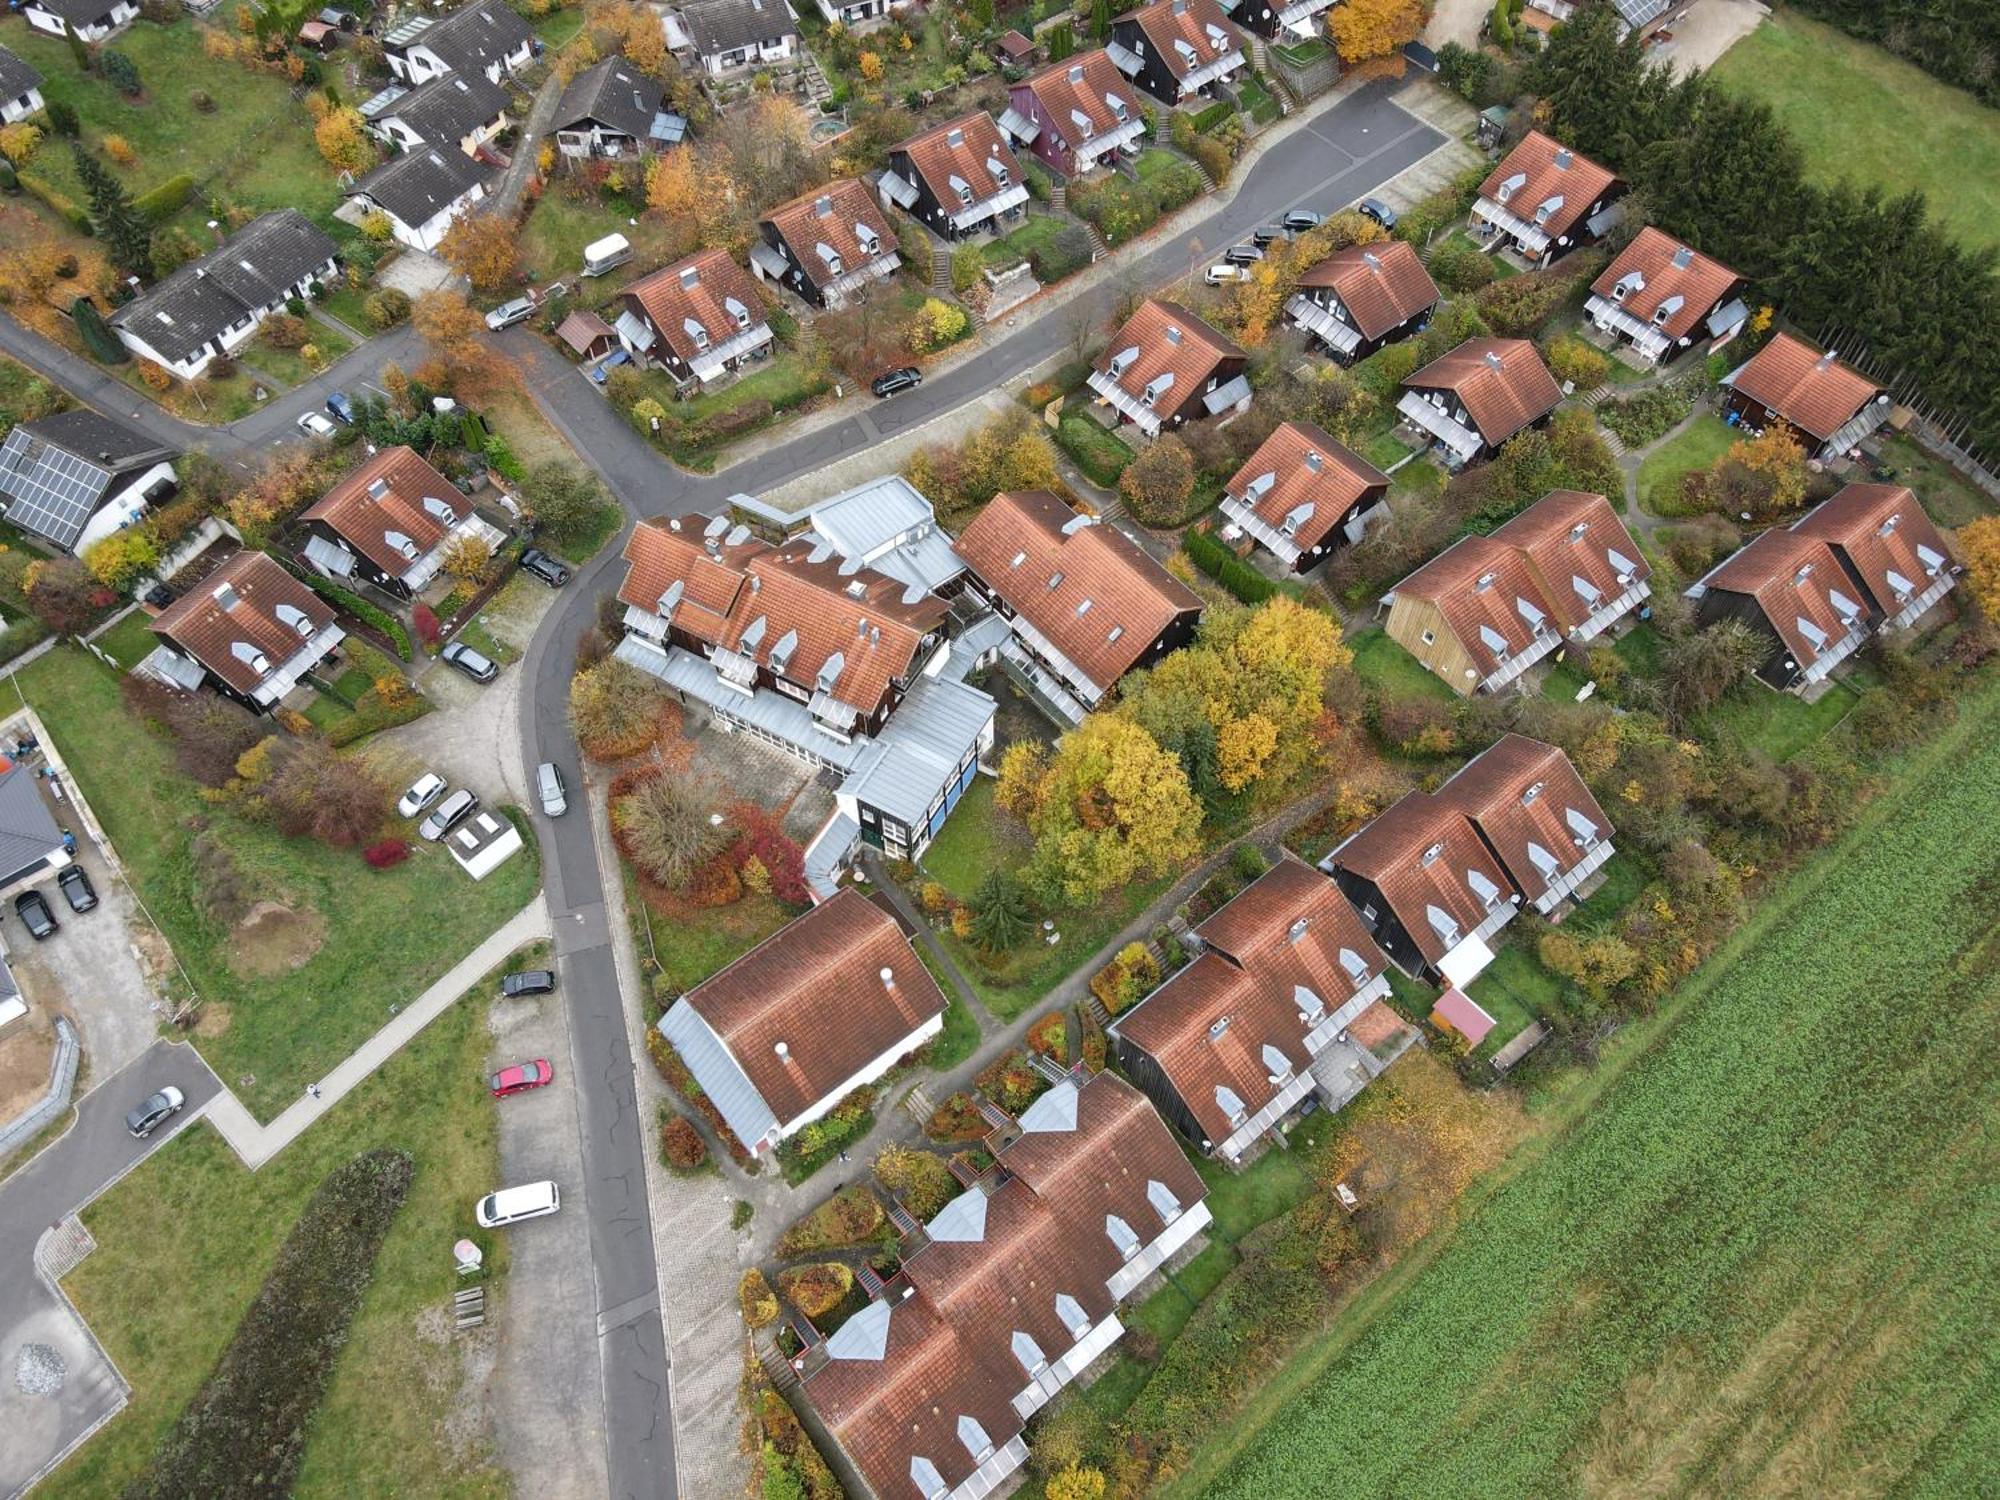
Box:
0 80 1440 1499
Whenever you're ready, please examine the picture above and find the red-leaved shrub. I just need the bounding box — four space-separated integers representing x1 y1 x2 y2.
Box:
412 602 441 646
363 838 410 869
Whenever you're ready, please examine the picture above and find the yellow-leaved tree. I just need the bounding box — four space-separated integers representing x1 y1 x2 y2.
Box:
313 107 372 173
1328 0 1428 71
1960 515 2000 619
1021 715 1204 905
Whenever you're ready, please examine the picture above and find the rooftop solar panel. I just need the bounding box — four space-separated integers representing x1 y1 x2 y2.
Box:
0 428 114 550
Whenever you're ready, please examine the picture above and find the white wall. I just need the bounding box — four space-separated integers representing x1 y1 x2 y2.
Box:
2 87 45 126
773 1009 944 1141
73 460 177 555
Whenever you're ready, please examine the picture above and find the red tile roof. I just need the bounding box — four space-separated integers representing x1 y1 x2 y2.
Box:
1113 857 1390 1145
894 109 1023 208
1121 0 1242 82
1435 734 1614 909
1702 525 1871 668
1590 227 1741 343
623 248 766 367
1016 49 1142 153
1404 337 1562 448
1725 332 1885 443
1488 489 1650 634
302 445 469 579
1390 532 1553 682
952 491 1201 696
1093 297 1244 410
1789 483 1955 620
148 550 338 695
618 515 947 713
1295 240 1439 342
760 178 896 295
1329 791 1514 970
682 888 945 1131
1476 130 1621 244
1223 420 1388 558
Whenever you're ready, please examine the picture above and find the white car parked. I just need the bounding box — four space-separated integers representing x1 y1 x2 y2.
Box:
476 1180 560 1228
296 411 338 439
398 772 446 819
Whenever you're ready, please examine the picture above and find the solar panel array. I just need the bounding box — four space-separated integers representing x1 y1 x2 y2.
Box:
0 430 112 550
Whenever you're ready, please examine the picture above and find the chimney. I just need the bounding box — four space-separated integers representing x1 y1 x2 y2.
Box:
774 1040 792 1062
880 966 895 990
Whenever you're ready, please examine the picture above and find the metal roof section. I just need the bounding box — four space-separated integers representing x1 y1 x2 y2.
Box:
658 997 782 1153
824 1298 893 1361
927 1188 991 1243
1017 1079 1080 1133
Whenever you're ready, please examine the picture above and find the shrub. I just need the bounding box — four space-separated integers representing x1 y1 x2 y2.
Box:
1027 223 1094 283
777 1183 885 1254
1598 378 1697 447
362 837 410 869
1475 265 1581 337
739 1269 779 1329
775 1262 854 1322
908 296 970 353
1231 841 1270 881
613 771 727 890
130 1150 413 1500
660 1110 709 1172
288 570 414 658
20 171 93 235
1054 412 1133 486
873 1144 956 1219
976 1049 1044 1112
1546 333 1608 391
412 601 441 646
924 1091 986 1142
1118 434 1198 525
1026 1009 1069 1065
363 287 413 329
43 99 80 137
1428 237 1496 294
99 50 142 96
1182 527 1276 603
102 133 137 168
570 658 670 760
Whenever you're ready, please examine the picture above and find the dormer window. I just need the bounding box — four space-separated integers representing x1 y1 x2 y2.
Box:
1495 171 1526 205
855 223 880 255
1071 108 1093 141
384 529 420 560
1108 93 1128 122
1214 1086 1246 1126
815 242 843 277
231 642 272 675
723 295 751 330
1533 193 1564 225
275 603 314 636
1107 344 1140 377
1047 570 1064 589
1612 271 1642 302
950 172 973 207
685 316 710 352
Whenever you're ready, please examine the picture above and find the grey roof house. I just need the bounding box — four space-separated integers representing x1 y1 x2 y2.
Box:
0 759 72 896
383 0 536 84
0 45 46 126
364 69 511 156
552 55 682 159
346 148 492 252
666 0 799 78
0 409 179 557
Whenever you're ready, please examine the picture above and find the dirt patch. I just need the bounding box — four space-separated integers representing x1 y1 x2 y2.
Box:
411 1302 499 1463
229 900 328 979
0 1018 58 1124
193 1003 233 1037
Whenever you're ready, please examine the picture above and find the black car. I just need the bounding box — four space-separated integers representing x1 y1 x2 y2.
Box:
440 641 499 683
871 366 922 399
325 390 358 424
501 969 557 998
519 548 571 589
1357 197 1398 231
1251 223 1286 248
1282 209 1323 234
14 889 58 940
125 1085 185 1139
56 865 97 913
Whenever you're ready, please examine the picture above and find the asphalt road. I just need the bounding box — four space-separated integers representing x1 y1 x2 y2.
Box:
0 1041 222 1497
0 79 1443 1500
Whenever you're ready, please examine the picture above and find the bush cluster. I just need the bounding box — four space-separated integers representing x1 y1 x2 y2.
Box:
777 1183 885 1255
1182 527 1276 604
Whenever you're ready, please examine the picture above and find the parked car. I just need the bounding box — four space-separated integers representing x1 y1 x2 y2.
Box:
296 411 338 440
1204 263 1250 286
125 1085 185 1139
1251 223 1286 248
14 889 57 940
1357 197 1398 231
587 348 632 385
536 761 568 818
440 642 498 683
501 969 556 998
518 547 571 588
485 296 536 332
419 788 478 841
398 771 447 818
1283 209 1324 234
325 390 358 424
476 1180 560 1227
1222 244 1264 266
489 1059 555 1097
872 366 922 399
56 865 97 913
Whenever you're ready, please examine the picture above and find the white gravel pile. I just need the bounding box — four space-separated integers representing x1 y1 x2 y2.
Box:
15 1342 65 1396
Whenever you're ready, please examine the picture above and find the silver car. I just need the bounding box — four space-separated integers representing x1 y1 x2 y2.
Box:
484 296 536 332
537 762 568 817
419 788 477 841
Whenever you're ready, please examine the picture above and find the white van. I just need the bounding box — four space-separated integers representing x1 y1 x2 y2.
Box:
581 233 632 278
476 1180 560 1228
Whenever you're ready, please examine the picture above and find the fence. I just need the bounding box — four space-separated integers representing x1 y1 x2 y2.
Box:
0 1018 80 1163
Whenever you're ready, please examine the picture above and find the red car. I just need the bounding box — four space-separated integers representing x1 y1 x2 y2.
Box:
488 1059 555 1098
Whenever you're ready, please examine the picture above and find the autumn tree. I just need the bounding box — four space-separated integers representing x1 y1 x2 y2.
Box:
1020 715 1204 905
994 739 1049 819
313 107 372 173
1118 434 1197 525
438 211 521 294
440 533 493 582
613 772 728 889
23 556 107 632
1706 427 1807 519
872 1144 956 1218
523 461 608 544
569 657 670 760
267 741 392 846
1328 0 1426 72
1961 515 2000 619
1659 619 1765 729
1538 928 1640 1002
120 677 263 787
412 289 508 398
1045 1468 1107 1500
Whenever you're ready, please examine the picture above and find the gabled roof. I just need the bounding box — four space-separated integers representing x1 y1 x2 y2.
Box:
676 0 797 56
0 761 64 885
1788 483 1955 621
1295 240 1439 341
1112 857 1390 1146
1222 420 1388 558
1723 332 1885 443
1118 0 1242 82
553 53 664 138
148 550 338 695
0 409 178 551
347 147 490 229
1434 735 1613 910
893 110 1023 208
952 491 1202 698
675 888 945 1141
408 0 534 75
1327 790 1514 969
623 248 767 367
1589 227 1741 343
1390 531 1554 681
1700 525 1875 667
1093 297 1243 408
110 210 338 367
618 513 948 713
372 67 509 142
760 179 896 294
0 46 44 102
1403 337 1562 447
22 0 114 24
1487 489 1649 634
1014 49 1142 152
1476 130 1621 244
302 446 470 578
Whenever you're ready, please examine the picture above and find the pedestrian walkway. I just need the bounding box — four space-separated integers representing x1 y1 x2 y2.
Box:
202 896 551 1169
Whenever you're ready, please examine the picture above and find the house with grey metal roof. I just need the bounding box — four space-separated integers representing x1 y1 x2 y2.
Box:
0 409 179 556
665 0 799 78
0 760 72 897
109 210 339 380
798 475 966 597
365 68 511 156
552 54 681 160
0 46 45 126
346 148 492 252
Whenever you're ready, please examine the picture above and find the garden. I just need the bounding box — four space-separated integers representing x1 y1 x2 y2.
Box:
1068 150 1205 246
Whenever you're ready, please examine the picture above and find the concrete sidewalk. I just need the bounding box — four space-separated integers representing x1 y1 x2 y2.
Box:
203 896 552 1169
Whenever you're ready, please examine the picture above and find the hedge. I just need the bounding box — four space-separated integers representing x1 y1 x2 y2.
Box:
1184 527 1276 603
130 1149 413 1500
134 172 196 225
284 566 414 659
18 171 93 235
1189 99 1234 133
1055 412 1135 486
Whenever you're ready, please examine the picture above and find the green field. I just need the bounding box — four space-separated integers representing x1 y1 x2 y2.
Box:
13 648 540 1118
55 953 530 1500
1709 11 2000 256
1178 672 2000 1498
1635 412 1736 516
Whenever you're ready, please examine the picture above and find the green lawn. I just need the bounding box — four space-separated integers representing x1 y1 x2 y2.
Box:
916 776 1024 902
941 872 1173 1022
1704 671 1866 762
1635 412 1736 516
1464 945 1557 1060
1054 411 1136 487
1874 431 1996 526
91 608 159 670
1709 10 2000 256
56 956 523 1500
1609 621 1663 677
0 353 60 433
1539 656 1591 703
631 354 835 468
1346 626 1457 703
1180 669 2000 1499
239 317 355 387
116 359 269 424
11 648 541 1119
1236 76 1281 127
1435 230 1516 278
1195 1142 1315 1242
518 186 666 283
1132 148 1187 185
978 213 1069 271
1364 430 1415 470
315 283 375 334
629 874 798 1003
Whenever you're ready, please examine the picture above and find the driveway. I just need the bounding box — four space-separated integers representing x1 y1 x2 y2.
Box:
376 249 463 300
1424 0 1488 48
1651 0 1768 75
0 1040 221 1498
